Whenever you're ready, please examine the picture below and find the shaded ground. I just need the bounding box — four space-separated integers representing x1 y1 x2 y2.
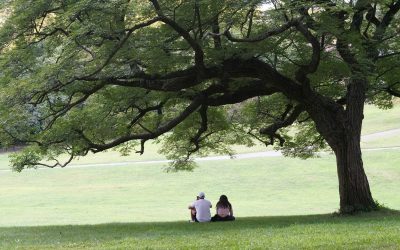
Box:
1 210 399 249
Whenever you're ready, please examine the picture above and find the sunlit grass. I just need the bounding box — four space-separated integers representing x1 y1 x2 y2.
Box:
362 104 400 135
0 149 399 227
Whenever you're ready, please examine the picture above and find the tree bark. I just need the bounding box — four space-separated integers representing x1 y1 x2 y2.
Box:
335 78 376 213
305 79 376 213
334 138 376 213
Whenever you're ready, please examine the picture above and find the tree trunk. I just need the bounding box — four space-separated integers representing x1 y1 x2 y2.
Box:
306 78 377 213
334 137 376 213
334 79 376 213
335 79 376 213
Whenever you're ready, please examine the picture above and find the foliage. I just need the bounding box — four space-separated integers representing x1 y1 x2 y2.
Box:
0 0 399 172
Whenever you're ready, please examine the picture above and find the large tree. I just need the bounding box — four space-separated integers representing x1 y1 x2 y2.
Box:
0 0 399 213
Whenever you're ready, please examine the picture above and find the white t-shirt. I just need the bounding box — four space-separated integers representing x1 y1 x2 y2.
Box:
191 199 212 222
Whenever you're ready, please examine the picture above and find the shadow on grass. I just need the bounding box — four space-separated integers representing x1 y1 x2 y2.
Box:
1 209 399 243
0 210 399 249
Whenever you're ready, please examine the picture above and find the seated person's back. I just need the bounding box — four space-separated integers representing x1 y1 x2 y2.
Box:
190 192 212 222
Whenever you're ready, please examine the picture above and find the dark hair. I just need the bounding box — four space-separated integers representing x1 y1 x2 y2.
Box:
216 195 231 209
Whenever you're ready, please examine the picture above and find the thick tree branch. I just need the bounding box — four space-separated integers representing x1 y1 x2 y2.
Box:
336 38 360 70
211 16 222 49
387 88 400 97
128 101 166 129
374 0 400 41
81 16 162 79
90 57 304 103
386 82 400 97
149 0 206 73
351 1 369 33
364 3 380 38
259 104 305 146
294 22 321 85
83 95 205 153
224 19 300 43
205 81 278 106
194 0 203 39
189 105 209 153
259 104 304 135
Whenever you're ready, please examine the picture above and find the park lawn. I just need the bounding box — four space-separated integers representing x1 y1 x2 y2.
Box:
362 103 400 135
0 210 399 249
0 154 9 169
0 149 399 227
361 134 400 149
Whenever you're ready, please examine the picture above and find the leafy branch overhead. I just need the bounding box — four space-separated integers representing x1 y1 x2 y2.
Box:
0 0 399 174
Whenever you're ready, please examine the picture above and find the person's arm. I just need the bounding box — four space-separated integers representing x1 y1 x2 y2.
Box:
188 201 195 210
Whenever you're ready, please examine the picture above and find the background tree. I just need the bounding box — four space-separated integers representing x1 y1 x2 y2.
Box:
0 0 399 213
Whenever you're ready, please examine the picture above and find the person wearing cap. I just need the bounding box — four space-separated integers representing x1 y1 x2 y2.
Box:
188 192 212 222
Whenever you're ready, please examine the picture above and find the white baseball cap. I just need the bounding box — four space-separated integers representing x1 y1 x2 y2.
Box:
198 192 205 198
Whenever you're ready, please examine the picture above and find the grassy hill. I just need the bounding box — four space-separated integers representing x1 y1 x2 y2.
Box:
0 149 399 227
362 103 400 134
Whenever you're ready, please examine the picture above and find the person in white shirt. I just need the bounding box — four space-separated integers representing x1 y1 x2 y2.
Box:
188 192 212 222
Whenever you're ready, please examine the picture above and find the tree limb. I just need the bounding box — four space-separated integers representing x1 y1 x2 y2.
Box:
224 19 300 43
294 22 321 86
259 104 304 146
83 95 205 153
149 0 206 73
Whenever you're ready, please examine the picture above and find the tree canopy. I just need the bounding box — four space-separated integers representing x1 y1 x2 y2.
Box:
0 0 399 212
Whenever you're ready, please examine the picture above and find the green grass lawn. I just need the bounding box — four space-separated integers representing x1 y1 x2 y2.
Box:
1 210 399 249
361 134 400 149
359 104 400 148
0 149 399 227
362 103 400 135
